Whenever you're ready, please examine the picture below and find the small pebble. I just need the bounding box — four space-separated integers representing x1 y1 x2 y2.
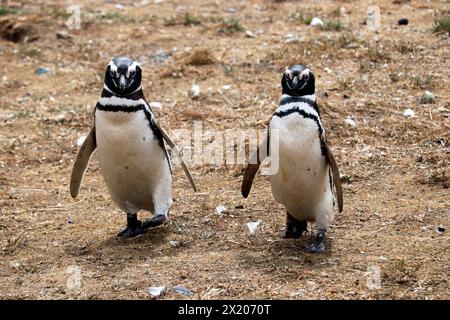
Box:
173 286 193 296
420 91 436 104
149 101 162 109
148 286 165 297
56 31 73 40
35 67 50 75
437 225 445 235
398 18 409 25
247 220 261 235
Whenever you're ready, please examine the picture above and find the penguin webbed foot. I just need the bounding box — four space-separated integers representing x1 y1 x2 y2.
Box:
302 230 326 254
142 214 168 229
117 214 144 238
283 212 307 239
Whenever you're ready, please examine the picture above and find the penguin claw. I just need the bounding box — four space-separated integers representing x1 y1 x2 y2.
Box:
142 215 168 229
283 214 307 239
117 224 144 238
301 230 326 254
303 241 325 254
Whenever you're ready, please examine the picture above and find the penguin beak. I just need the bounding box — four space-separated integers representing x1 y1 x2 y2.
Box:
291 76 299 89
119 74 127 91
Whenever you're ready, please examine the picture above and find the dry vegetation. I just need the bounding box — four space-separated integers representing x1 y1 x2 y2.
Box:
0 0 448 299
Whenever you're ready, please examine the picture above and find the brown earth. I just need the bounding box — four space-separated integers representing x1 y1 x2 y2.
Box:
0 0 449 299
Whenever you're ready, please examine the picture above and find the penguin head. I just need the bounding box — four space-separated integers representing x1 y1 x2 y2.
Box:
281 65 315 96
104 57 142 96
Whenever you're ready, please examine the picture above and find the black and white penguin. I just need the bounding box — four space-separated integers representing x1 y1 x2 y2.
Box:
70 57 196 238
242 64 343 253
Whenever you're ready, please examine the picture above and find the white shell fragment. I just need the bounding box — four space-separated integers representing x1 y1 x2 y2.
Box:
344 117 356 128
247 220 261 235
245 30 255 38
215 205 227 215
403 108 415 118
189 84 201 99
310 17 324 27
148 286 165 297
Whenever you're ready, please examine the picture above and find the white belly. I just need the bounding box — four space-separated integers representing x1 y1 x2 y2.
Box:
95 109 172 214
269 114 334 228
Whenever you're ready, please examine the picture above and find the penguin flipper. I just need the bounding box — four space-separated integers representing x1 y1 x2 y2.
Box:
241 137 268 198
324 142 343 212
158 126 197 192
70 126 97 199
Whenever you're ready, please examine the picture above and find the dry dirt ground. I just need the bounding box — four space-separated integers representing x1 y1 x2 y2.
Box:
0 0 449 300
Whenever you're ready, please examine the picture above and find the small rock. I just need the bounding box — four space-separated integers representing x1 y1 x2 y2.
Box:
340 174 353 184
148 286 165 297
173 286 193 296
403 108 415 118
35 67 50 75
247 220 261 235
235 204 244 209
245 30 255 38
437 225 445 235
169 240 178 247
285 33 301 43
378 256 388 262
420 91 436 104
68 218 73 224
189 84 201 99
310 17 324 27
215 205 227 215
222 84 231 91
77 135 87 147
56 31 73 40
344 117 356 128
398 18 409 25
149 101 162 109
151 49 171 64
224 7 238 13
115 4 125 10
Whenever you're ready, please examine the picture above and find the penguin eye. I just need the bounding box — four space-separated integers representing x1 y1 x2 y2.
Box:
110 70 117 78
129 70 136 78
302 73 309 81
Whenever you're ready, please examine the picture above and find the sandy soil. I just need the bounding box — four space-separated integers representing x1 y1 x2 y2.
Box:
0 0 448 299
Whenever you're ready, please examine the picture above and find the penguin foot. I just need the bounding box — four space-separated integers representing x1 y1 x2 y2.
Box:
117 214 144 238
142 214 167 229
283 212 307 239
302 230 326 254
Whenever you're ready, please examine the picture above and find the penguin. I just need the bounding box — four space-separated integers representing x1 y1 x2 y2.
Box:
70 57 196 238
241 64 343 253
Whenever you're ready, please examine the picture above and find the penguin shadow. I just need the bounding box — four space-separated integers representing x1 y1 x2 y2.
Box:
93 226 172 262
239 232 334 275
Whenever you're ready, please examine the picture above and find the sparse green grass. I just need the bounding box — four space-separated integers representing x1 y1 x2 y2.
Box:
219 18 244 34
25 47 41 57
0 6 15 15
184 12 201 26
433 16 450 35
294 10 313 25
411 75 434 89
322 20 345 31
13 110 33 119
331 7 341 17
223 65 235 75
99 12 138 23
